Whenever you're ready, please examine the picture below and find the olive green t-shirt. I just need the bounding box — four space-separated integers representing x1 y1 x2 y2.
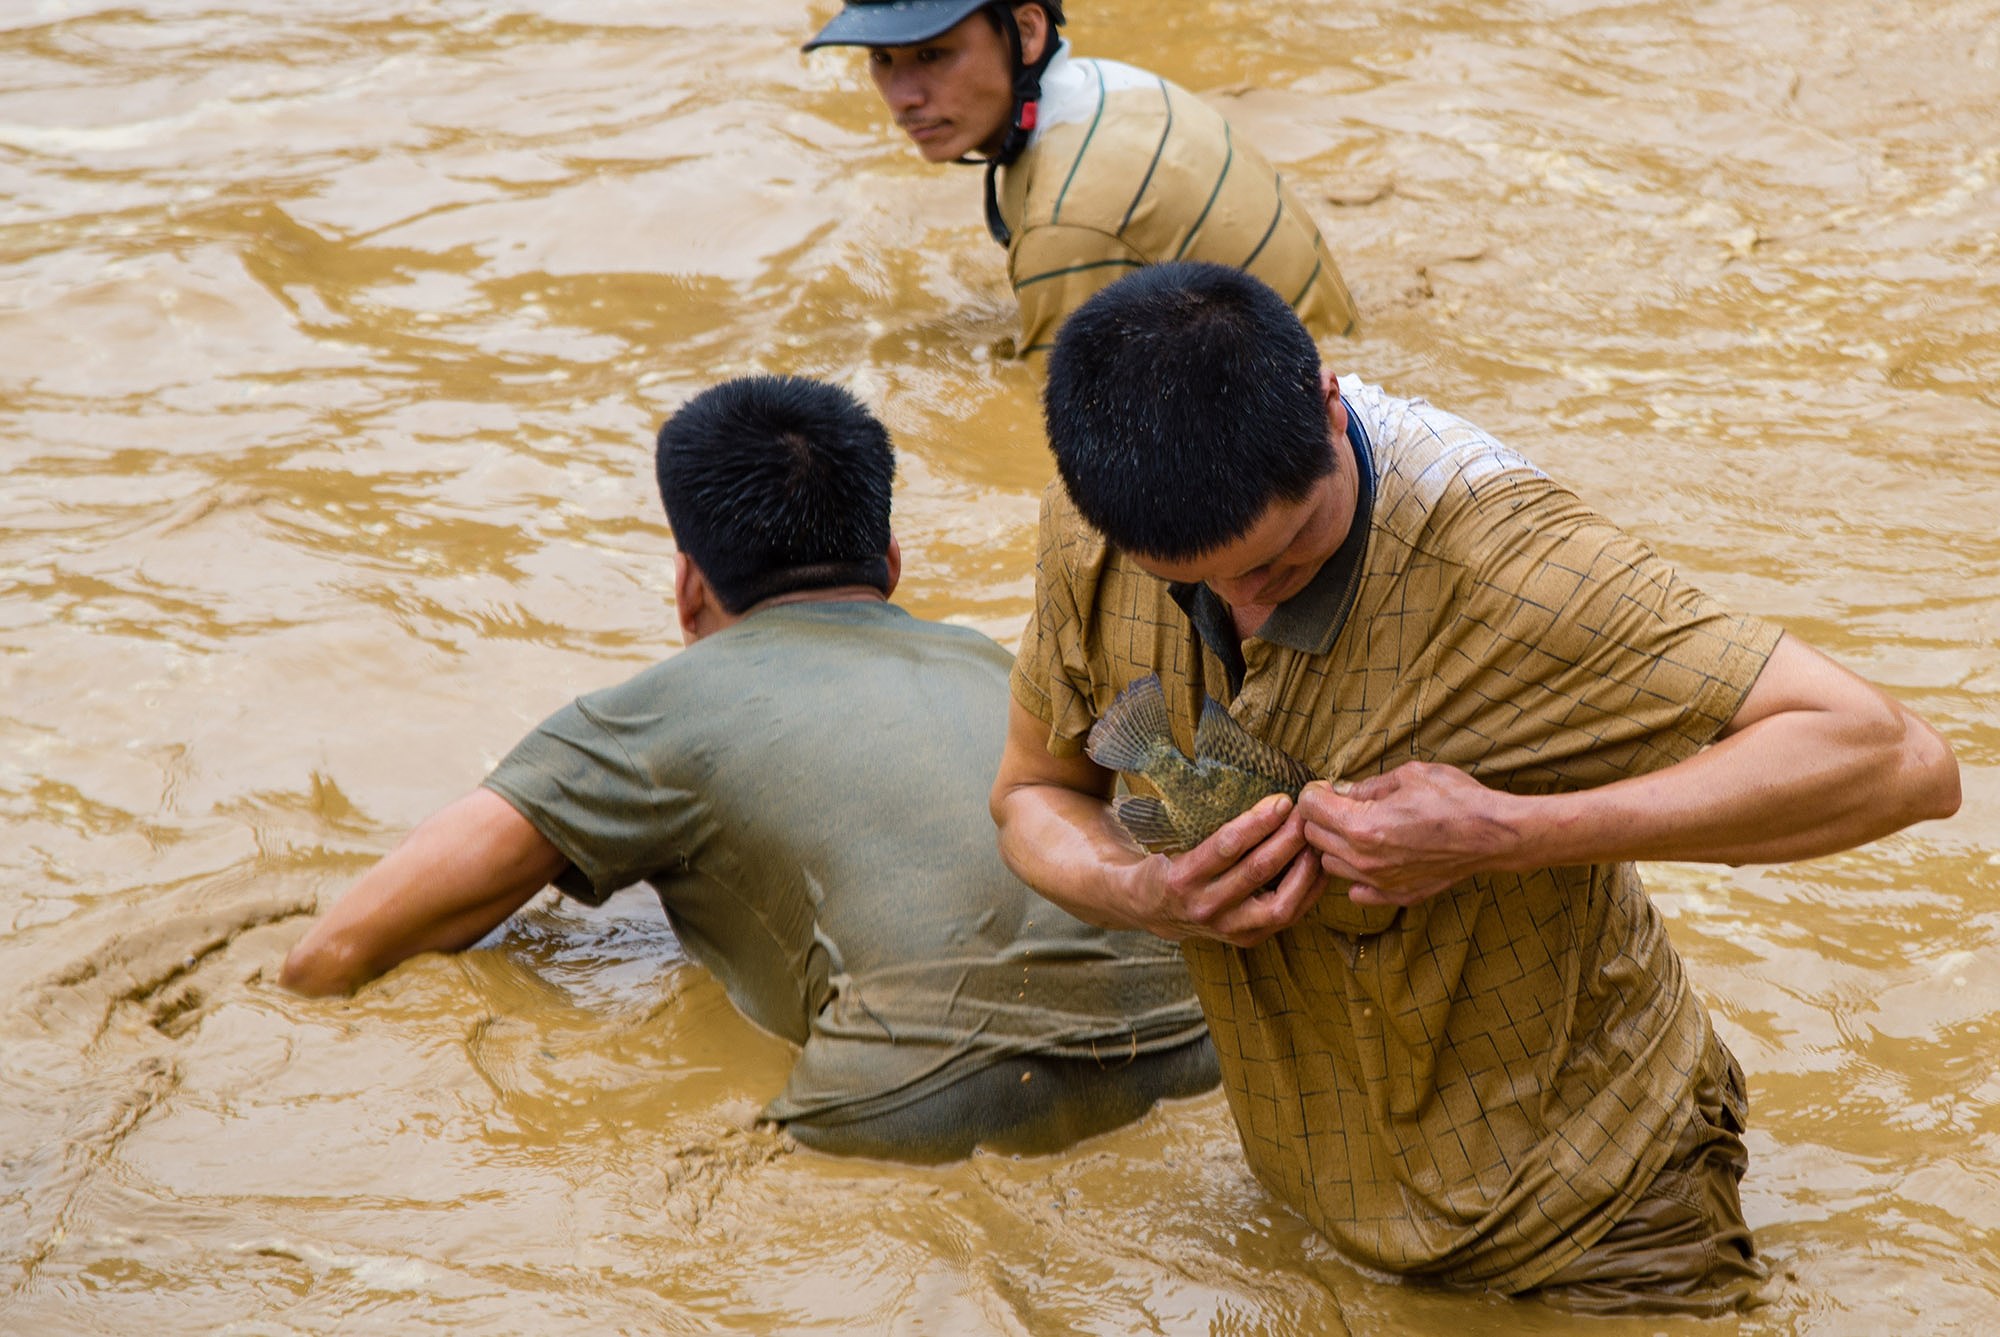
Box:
998 44 1358 359
484 600 1207 1129
1011 378 1782 1290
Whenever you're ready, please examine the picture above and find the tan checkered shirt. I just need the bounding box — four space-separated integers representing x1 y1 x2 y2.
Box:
1011 378 1782 1289
997 45 1357 358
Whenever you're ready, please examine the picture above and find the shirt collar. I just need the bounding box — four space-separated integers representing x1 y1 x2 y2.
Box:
1027 39 1083 146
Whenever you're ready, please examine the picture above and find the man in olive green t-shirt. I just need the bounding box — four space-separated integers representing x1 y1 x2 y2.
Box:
991 264 1961 1311
281 375 1216 1161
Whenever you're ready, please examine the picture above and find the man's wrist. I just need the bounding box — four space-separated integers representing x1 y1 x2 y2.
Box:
1092 846 1162 934
1502 787 1589 872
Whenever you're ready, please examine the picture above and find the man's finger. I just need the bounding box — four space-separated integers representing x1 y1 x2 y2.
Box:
1319 850 1366 884
1191 821 1307 920
1265 849 1328 924
1211 851 1326 947
1347 882 1392 907
1176 810 1309 928
1295 782 1365 834
1342 771 1403 801
1347 877 1453 909
1183 792 1293 879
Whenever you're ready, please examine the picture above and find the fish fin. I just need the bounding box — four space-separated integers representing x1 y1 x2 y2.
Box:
1194 699 1320 793
1086 674 1177 774
1112 795 1190 855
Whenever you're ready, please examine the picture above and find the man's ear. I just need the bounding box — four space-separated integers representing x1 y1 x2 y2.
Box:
1320 367 1349 440
674 552 707 641
1014 3 1050 65
883 535 902 598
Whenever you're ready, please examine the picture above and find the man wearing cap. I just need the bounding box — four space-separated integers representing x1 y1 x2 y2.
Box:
804 0 1357 360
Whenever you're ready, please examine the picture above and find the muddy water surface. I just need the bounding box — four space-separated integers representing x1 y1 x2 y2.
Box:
3 1 1998 1332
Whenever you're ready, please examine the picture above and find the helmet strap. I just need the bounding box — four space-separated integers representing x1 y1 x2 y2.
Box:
957 3 1056 246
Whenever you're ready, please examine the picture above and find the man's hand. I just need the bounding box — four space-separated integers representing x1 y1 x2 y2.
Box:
1123 793 1326 947
1297 764 1525 907
992 699 1325 951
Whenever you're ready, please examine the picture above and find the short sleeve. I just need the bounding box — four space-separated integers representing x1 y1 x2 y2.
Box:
1009 482 1106 757
481 699 700 905
1009 223 1147 360
1416 466 1783 787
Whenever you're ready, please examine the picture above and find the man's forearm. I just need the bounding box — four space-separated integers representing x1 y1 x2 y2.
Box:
992 782 1152 933
279 789 566 997
1516 691 1959 870
1305 635 1961 905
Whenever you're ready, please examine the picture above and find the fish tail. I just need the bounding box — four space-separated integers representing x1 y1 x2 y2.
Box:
1085 674 1175 774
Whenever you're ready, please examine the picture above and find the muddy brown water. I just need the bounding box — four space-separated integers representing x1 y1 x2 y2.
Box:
2 1 1997 1332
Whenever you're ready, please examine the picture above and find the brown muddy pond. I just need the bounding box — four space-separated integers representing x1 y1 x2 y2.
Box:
3 0 1997 1332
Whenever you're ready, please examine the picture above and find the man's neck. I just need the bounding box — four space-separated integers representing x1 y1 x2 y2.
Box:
747 585 888 614
686 585 887 644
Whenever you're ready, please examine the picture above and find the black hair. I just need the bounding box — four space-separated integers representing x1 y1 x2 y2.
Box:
656 376 895 614
979 0 1065 35
1042 261 1333 561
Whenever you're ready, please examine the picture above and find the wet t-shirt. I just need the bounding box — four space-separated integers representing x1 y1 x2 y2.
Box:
1011 378 1782 1290
998 43 1358 359
484 600 1207 1128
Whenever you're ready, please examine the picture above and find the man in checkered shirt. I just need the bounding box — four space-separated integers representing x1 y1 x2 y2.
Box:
991 261 1962 1312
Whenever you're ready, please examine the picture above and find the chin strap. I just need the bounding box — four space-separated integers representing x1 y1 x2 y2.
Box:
964 4 1057 246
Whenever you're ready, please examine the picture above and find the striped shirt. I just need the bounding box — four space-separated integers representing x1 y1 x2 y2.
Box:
998 43 1358 359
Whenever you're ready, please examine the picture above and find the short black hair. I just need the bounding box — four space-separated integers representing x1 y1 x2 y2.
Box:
1042 262 1333 561
985 0 1066 33
656 376 894 614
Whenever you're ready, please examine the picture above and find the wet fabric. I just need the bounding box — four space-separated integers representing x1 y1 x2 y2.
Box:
1011 377 1784 1290
1525 1037 1768 1314
997 42 1358 358
484 599 1211 1140
787 1035 1223 1163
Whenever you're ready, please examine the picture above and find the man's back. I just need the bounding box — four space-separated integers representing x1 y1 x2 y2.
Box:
484 600 1212 1146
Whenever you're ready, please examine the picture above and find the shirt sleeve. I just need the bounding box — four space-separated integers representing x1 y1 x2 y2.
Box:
480 698 699 906
1415 464 1783 788
1009 482 1104 757
1008 223 1147 360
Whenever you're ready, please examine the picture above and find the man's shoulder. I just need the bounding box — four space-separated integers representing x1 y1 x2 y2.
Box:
748 608 1014 690
567 603 1003 713
1036 475 1116 572
1342 378 1558 534
1010 58 1236 231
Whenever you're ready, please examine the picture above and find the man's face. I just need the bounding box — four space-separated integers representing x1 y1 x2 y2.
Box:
1129 472 1347 611
867 12 1017 163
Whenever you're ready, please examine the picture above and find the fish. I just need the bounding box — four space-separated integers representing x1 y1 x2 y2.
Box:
1084 674 1321 855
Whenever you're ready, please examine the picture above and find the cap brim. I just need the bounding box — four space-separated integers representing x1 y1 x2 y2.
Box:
802 0 992 51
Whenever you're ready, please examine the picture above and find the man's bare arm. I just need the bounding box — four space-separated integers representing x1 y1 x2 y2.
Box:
279 788 570 997
1300 633 1962 905
989 698 1325 947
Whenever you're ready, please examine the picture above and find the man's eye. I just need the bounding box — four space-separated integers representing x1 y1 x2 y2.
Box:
917 46 945 62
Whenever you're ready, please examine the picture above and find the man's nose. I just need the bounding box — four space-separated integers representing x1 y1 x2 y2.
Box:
881 66 927 113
